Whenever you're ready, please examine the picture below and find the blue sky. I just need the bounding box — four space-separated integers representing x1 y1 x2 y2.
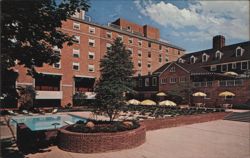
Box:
86 0 249 53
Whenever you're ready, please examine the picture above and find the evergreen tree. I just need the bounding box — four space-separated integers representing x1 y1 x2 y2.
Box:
95 38 134 122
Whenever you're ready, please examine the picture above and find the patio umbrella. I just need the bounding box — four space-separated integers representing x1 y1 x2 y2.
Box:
141 99 156 106
219 91 235 97
156 92 167 97
224 71 238 76
127 99 141 105
159 100 176 106
192 92 207 97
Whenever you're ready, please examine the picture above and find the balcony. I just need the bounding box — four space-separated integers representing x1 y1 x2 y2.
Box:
36 91 63 99
193 81 213 87
219 80 243 87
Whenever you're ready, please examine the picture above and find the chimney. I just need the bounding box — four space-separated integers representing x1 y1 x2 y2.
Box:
213 35 225 49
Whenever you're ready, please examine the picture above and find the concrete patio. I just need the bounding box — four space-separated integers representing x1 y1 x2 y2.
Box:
1 119 249 158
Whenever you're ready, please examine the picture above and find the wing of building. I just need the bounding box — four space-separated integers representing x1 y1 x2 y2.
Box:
134 35 250 107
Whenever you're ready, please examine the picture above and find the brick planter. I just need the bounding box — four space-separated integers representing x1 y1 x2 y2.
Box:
142 112 230 131
58 123 146 153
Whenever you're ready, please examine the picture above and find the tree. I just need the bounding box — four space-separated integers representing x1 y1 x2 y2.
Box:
18 85 36 110
95 38 134 122
1 0 90 99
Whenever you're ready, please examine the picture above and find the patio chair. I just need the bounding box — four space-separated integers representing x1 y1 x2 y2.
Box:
52 108 58 114
64 121 74 125
22 110 33 115
7 110 18 116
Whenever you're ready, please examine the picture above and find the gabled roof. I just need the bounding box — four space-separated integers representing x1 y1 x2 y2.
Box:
180 41 250 66
153 62 172 74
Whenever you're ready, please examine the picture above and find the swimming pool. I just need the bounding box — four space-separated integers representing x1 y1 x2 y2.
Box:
10 114 86 131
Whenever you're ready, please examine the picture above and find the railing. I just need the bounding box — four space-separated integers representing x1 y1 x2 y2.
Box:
219 80 243 87
193 81 213 87
35 86 60 91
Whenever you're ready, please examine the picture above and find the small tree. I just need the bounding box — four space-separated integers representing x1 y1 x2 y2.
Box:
95 38 134 122
18 86 36 110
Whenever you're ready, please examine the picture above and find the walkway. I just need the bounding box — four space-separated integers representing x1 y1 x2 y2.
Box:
17 120 250 158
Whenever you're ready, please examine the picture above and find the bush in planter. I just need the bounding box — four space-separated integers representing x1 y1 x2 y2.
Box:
233 104 250 110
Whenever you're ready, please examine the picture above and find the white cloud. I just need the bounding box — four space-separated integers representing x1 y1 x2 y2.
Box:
134 0 249 42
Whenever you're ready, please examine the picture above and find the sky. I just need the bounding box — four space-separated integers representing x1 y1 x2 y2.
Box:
86 0 249 53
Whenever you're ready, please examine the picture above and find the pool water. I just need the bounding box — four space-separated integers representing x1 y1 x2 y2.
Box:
10 114 86 131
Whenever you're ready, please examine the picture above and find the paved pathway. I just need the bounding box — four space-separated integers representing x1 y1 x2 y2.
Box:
20 120 250 158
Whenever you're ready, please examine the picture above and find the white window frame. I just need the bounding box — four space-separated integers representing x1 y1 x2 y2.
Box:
88 64 95 72
138 50 142 57
161 78 167 85
210 65 217 71
202 54 208 62
215 51 222 59
145 78 149 87
241 61 248 70
117 34 123 41
221 64 228 72
127 48 133 54
72 48 80 58
232 63 237 69
73 22 80 30
106 43 111 51
88 52 95 60
53 60 61 69
138 60 142 68
53 48 61 69
128 37 133 44
88 39 95 47
179 77 186 83
138 40 142 47
159 54 162 63
89 26 95 34
152 77 157 86
190 56 196 64
72 62 80 71
170 77 177 84
106 31 112 38
74 35 80 44
147 62 151 69
169 66 176 72
236 47 244 57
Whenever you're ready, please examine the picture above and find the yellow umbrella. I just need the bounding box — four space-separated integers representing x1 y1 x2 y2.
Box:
141 99 156 106
156 92 167 97
219 91 235 97
224 71 238 76
192 92 207 97
159 100 176 106
127 99 141 105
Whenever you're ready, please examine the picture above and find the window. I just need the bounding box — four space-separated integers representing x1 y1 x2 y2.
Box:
117 34 123 41
138 79 142 87
73 48 80 58
138 60 142 68
232 63 236 69
138 50 142 57
145 78 149 87
88 65 95 72
179 77 187 83
170 77 177 83
241 61 248 70
159 45 162 50
53 61 61 69
166 47 169 53
147 62 151 68
72 11 80 18
73 22 80 30
215 51 222 60
88 39 95 47
89 27 95 34
221 64 228 72
138 40 142 47
148 52 151 58
161 78 167 84
127 26 131 31
73 62 80 71
202 54 209 62
152 77 157 86
178 58 185 63
159 54 162 63
178 50 181 55
165 57 169 62
127 48 133 54
88 52 95 60
169 66 176 72
106 43 111 51
210 65 217 71
74 35 80 44
236 47 244 57
190 56 196 64
106 31 112 38
148 42 151 48
128 37 133 44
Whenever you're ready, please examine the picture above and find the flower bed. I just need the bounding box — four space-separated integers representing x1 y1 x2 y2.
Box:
57 123 146 153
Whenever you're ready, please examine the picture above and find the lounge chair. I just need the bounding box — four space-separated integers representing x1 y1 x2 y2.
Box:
64 121 74 125
8 110 18 116
52 108 58 114
22 110 33 115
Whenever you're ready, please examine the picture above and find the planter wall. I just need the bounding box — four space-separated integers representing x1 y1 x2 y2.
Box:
58 123 146 153
142 112 230 131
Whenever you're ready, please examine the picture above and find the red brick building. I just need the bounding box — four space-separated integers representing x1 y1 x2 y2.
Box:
134 35 250 107
15 11 185 107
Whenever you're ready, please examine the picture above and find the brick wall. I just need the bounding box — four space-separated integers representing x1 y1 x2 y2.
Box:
58 123 146 153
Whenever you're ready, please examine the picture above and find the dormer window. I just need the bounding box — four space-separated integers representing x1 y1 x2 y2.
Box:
236 46 244 57
190 56 196 64
215 51 223 60
178 58 185 63
202 53 209 63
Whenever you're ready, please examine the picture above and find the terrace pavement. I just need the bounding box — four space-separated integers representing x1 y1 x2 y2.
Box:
1 119 248 158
